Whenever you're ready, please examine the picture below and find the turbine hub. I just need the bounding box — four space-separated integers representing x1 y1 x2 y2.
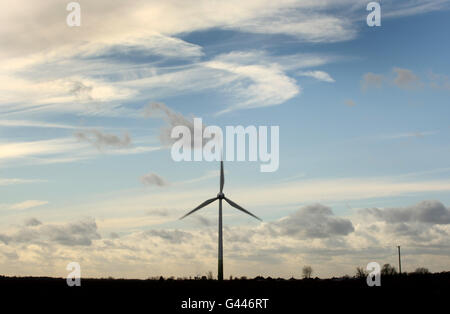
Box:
217 192 225 199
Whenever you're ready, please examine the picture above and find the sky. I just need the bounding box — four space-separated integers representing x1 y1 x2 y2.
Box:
1 0 450 279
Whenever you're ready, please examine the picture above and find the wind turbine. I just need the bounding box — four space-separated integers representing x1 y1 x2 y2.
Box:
180 161 262 280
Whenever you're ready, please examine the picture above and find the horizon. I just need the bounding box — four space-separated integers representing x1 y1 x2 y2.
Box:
1 0 450 281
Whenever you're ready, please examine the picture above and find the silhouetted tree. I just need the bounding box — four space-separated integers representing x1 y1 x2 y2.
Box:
355 267 368 279
414 267 430 274
381 264 397 276
302 266 313 279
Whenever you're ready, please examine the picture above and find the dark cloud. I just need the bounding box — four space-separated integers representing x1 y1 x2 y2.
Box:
1 218 101 246
140 173 168 187
360 200 450 224
110 232 120 239
74 129 131 150
24 217 42 226
1 250 19 260
144 229 191 244
193 215 215 227
225 226 254 243
69 80 93 101
0 234 11 245
384 222 426 238
41 219 101 246
272 204 354 239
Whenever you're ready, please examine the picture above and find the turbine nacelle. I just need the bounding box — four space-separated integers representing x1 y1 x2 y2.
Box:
180 161 261 222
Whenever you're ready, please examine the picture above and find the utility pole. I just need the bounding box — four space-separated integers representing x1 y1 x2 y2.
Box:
397 246 402 274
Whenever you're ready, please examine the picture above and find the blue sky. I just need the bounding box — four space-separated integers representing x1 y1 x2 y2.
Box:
1 0 450 278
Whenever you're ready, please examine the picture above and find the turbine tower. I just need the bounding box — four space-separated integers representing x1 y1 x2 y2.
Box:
180 161 261 280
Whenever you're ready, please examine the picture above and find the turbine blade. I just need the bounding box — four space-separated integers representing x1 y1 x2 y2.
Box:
224 197 262 221
220 161 224 193
180 197 218 220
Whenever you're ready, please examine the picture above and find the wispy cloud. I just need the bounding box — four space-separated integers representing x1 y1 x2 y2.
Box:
0 120 76 129
1 200 48 211
207 52 301 114
428 71 450 90
58 174 450 235
345 99 356 107
380 131 437 139
0 137 159 167
382 0 450 19
0 138 87 161
74 129 132 150
125 52 332 114
362 72 384 91
142 102 204 148
393 67 422 90
298 70 335 82
362 67 434 91
0 178 45 186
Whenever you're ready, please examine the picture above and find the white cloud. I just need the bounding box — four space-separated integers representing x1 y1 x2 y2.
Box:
119 52 325 114
298 70 335 82
39 174 450 236
238 14 356 42
0 120 77 129
271 204 354 238
0 75 136 116
1 200 449 278
0 138 89 161
208 60 300 114
0 137 160 167
0 0 356 61
1 200 48 211
382 0 450 19
0 178 45 186
0 0 445 119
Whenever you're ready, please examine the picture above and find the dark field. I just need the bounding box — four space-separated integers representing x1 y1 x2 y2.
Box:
1 273 448 311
